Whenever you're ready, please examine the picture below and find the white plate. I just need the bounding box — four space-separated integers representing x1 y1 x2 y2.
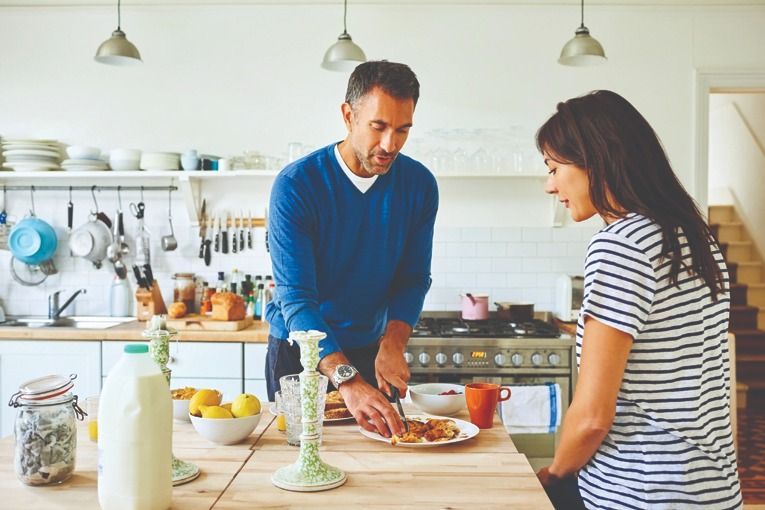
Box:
3 149 61 158
62 159 107 166
4 163 60 172
61 166 109 172
359 414 479 447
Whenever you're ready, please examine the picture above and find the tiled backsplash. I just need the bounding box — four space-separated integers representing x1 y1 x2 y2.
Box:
425 226 599 312
0 192 599 316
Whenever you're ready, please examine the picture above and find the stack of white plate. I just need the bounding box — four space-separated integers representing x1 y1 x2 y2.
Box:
61 145 108 171
1 139 62 172
140 152 180 171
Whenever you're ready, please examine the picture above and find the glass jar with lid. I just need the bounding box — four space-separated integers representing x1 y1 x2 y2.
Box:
8 374 85 486
172 272 196 312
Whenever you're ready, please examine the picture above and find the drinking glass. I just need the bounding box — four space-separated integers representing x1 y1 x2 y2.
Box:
279 374 328 446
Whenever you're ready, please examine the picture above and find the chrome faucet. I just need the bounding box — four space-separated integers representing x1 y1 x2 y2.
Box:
48 289 87 319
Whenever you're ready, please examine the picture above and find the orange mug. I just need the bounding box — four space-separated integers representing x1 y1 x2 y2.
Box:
465 383 511 429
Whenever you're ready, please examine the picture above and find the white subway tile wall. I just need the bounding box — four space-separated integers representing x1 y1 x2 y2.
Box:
0 192 600 316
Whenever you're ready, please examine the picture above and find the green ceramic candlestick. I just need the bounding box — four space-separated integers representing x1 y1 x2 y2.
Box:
272 330 347 492
144 315 200 486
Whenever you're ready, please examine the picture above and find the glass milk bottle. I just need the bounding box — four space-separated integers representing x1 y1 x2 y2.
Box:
98 344 172 510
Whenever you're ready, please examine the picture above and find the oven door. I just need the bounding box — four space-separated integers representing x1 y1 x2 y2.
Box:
409 373 570 471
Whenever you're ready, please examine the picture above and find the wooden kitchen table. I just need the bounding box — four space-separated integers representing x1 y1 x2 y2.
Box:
216 409 553 510
0 415 273 510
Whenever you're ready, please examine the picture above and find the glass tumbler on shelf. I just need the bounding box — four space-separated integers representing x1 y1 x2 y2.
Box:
279 373 328 446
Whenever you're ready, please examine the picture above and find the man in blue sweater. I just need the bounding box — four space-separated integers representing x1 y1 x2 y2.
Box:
265 61 438 438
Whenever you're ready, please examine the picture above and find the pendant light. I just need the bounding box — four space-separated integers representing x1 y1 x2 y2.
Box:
321 0 366 72
558 0 606 66
95 0 142 65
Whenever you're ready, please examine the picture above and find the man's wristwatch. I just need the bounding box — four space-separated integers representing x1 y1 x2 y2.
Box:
331 364 359 388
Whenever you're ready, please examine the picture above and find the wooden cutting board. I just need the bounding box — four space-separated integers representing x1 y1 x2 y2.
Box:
166 314 254 331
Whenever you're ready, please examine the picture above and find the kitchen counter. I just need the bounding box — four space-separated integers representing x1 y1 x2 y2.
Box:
0 320 270 343
0 407 552 509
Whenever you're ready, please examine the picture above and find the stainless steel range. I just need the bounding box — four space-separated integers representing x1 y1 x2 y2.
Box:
406 311 576 468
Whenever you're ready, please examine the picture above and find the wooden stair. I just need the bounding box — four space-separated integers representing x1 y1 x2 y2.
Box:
710 205 765 406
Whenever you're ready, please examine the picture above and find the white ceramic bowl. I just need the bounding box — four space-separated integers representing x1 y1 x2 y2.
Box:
173 399 192 422
190 412 261 445
66 145 101 160
110 148 141 160
109 159 140 171
409 383 466 416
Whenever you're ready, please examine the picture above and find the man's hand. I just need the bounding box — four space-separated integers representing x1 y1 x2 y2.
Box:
375 320 411 397
339 377 406 438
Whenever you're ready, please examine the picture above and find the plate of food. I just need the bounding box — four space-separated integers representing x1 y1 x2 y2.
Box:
323 390 355 423
359 414 479 447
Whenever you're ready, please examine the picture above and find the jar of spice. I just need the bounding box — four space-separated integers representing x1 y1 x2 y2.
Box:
172 272 196 312
8 374 85 486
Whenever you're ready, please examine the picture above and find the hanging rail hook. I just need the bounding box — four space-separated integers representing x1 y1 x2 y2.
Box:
168 188 172 218
117 186 123 210
69 186 73 203
30 186 36 216
140 186 144 203
91 185 100 214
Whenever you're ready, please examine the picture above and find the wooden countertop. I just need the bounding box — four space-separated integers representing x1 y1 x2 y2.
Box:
0 320 270 343
0 406 552 509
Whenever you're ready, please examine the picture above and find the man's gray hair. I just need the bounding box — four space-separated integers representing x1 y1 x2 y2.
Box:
345 60 420 110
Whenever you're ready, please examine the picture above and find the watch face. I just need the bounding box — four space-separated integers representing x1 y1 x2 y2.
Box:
337 365 354 378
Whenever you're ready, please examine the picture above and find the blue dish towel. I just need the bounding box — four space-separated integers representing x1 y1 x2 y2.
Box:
499 383 561 434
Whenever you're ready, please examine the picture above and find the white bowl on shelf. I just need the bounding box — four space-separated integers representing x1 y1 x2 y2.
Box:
190 412 261 445
66 146 101 160
409 383 466 416
109 159 140 171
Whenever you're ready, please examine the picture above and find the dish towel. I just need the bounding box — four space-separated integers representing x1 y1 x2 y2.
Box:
500 383 561 434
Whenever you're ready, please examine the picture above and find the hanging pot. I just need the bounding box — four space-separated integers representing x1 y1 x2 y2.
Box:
494 302 535 322
460 293 489 320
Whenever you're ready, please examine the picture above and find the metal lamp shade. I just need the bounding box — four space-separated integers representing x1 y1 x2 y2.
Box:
321 33 366 72
94 29 142 65
558 27 606 66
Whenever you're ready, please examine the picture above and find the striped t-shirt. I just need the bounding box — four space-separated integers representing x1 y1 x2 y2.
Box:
576 214 742 509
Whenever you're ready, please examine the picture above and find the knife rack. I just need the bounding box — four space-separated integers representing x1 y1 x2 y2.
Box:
200 216 266 228
135 281 168 321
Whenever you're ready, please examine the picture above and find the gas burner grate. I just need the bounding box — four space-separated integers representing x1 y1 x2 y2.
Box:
413 318 561 339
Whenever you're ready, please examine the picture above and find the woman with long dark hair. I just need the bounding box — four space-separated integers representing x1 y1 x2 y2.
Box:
535 90 741 509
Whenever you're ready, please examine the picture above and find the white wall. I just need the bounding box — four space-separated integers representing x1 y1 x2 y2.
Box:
2 2 765 315
709 92 765 257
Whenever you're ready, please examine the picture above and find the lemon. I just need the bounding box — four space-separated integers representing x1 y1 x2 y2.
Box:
199 405 234 419
231 393 261 418
189 389 222 417
221 403 232 412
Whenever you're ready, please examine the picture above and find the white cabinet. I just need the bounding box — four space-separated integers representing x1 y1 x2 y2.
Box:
0 341 102 438
102 341 244 402
244 343 269 402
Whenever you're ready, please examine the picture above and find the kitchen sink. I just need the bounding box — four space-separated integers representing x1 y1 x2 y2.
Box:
0 316 137 330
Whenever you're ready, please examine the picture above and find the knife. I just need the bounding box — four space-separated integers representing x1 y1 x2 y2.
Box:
143 264 155 287
231 213 238 254
247 208 253 249
204 224 212 266
198 199 207 259
391 387 410 433
132 264 148 290
239 209 245 251
221 212 229 254
214 215 220 253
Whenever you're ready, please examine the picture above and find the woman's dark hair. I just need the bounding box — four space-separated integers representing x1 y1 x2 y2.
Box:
345 60 420 109
536 90 725 299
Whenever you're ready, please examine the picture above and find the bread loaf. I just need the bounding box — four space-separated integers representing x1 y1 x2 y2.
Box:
211 292 246 321
168 302 188 319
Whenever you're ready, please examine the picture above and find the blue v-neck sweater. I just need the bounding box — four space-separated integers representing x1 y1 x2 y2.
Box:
265 143 439 357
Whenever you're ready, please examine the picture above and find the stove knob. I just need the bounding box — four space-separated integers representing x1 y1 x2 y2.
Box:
531 352 543 366
511 353 524 366
404 352 414 365
548 353 561 366
435 352 448 366
494 352 507 367
452 352 465 366
418 352 431 366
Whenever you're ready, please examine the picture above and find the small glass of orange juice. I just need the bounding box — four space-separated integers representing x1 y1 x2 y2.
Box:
85 396 99 442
